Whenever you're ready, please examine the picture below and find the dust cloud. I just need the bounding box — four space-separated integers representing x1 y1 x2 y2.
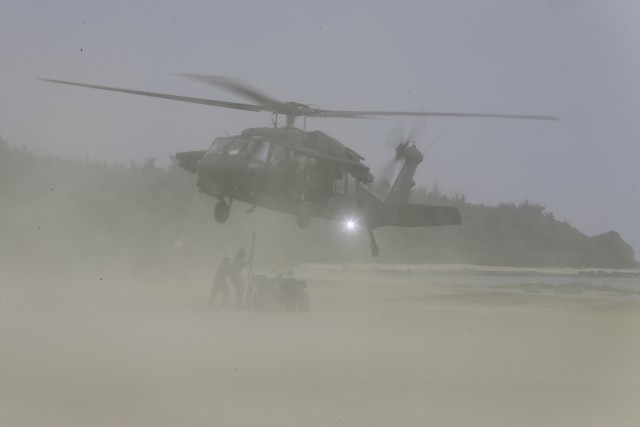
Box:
2 145 640 426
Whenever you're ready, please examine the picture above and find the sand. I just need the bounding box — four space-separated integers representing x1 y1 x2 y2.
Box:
1 266 639 427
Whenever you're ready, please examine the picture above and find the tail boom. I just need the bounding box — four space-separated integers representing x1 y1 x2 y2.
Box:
386 203 461 227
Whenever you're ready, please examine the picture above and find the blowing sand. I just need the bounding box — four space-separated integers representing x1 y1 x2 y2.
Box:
1 266 639 427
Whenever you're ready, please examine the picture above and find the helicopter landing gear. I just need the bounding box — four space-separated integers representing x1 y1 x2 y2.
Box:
214 199 231 223
296 204 313 229
368 228 379 257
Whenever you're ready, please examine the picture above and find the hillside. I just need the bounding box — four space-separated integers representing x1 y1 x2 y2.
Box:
0 137 636 277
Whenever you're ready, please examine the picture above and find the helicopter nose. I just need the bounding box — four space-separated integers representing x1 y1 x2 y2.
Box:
198 154 230 181
196 153 246 194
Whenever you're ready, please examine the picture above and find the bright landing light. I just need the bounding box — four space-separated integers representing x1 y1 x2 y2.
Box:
344 218 358 232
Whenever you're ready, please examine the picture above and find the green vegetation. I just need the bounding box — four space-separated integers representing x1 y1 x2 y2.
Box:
0 138 636 276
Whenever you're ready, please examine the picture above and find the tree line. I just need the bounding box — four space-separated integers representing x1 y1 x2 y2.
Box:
0 137 636 280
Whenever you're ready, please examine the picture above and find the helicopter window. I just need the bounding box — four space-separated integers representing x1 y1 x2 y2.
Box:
208 137 231 155
269 144 288 166
226 138 246 156
294 154 309 174
247 138 270 162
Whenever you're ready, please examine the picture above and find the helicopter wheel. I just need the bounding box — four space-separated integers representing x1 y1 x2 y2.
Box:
214 200 230 223
296 204 312 229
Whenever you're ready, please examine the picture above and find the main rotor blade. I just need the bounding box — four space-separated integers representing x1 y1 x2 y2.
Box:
41 76 560 122
39 78 264 112
311 109 560 121
176 74 282 111
306 110 373 119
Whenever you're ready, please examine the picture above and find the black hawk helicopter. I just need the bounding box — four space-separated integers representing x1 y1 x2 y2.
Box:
40 75 558 256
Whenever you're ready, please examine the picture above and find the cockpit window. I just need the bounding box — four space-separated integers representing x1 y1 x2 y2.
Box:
226 138 247 156
246 138 270 162
207 137 231 156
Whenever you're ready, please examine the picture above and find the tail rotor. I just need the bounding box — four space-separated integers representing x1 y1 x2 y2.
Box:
379 116 428 182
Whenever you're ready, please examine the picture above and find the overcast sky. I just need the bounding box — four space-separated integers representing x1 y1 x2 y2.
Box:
1 0 639 255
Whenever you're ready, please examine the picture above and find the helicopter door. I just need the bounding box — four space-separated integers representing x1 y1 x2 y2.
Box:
247 138 270 162
346 174 356 197
334 171 357 196
267 144 289 190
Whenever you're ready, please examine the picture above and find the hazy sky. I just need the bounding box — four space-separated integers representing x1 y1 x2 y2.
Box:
1 0 639 255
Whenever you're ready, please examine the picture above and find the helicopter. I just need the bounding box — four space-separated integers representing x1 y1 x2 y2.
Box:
40 75 559 256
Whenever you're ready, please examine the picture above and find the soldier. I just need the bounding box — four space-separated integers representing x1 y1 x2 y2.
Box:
208 257 231 309
230 249 251 309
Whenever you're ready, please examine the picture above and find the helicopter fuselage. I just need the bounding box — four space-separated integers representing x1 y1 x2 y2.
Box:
177 127 381 225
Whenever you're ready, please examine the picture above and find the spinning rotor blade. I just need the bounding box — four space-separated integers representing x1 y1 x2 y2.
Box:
187 74 557 122
407 115 428 142
378 157 401 183
177 74 366 118
177 74 282 111
379 114 433 182
379 118 408 181
311 109 560 121
385 117 406 148
41 75 560 123
305 111 375 119
386 117 427 153
39 78 263 113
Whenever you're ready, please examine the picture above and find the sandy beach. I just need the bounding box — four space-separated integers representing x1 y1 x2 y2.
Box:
1 266 639 427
